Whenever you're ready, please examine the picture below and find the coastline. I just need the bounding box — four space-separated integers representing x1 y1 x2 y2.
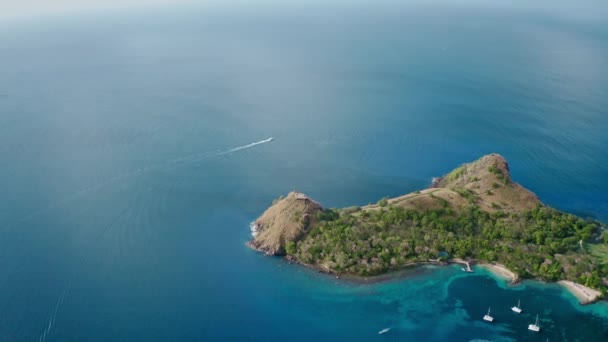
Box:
558 280 602 305
247 241 447 284
284 254 442 284
249 242 603 303
477 263 519 284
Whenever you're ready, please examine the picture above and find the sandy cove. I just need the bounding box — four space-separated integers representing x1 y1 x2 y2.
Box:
478 263 519 283
558 280 602 305
476 262 601 305
448 259 519 283
278 255 603 304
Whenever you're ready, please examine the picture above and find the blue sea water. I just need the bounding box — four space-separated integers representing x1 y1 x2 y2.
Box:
0 1 608 341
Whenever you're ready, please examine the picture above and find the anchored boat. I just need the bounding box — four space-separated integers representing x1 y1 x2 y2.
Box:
528 314 541 332
511 299 522 313
483 307 494 322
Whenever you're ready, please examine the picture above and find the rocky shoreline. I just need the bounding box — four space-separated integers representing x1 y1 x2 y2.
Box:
246 242 449 283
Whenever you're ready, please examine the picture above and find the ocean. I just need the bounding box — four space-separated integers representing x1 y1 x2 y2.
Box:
0 1 607 340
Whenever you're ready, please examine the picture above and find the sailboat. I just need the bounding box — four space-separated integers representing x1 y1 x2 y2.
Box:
528 314 541 332
483 307 494 322
511 299 522 313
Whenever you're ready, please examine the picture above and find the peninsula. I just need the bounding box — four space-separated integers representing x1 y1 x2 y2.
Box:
248 154 608 302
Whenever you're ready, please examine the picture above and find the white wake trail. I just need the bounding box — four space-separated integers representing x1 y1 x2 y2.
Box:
170 137 274 164
4 138 275 233
29 138 274 341
37 208 129 342
226 137 274 153
39 282 69 342
183 137 275 164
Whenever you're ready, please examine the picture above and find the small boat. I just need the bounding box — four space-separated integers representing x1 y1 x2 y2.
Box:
378 328 390 335
528 314 541 332
461 262 473 272
483 307 494 322
511 299 522 313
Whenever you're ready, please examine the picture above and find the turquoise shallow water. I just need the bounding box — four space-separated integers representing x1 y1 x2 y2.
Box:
0 1 607 341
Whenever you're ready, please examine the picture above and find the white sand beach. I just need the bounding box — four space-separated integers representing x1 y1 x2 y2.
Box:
478 263 519 283
558 280 602 305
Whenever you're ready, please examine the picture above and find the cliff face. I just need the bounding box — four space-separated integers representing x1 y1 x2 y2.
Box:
249 192 323 255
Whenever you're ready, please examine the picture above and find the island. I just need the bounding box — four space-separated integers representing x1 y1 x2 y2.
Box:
248 154 608 303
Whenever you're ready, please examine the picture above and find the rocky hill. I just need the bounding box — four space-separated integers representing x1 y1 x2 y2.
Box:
356 154 539 214
248 154 607 292
248 192 323 255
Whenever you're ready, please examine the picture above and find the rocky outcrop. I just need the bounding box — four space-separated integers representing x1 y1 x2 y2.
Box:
248 192 323 255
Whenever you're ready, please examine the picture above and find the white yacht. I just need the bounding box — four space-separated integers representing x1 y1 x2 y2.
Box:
483 307 494 322
511 299 522 313
528 314 541 332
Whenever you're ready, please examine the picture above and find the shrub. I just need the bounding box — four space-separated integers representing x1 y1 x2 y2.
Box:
378 198 389 207
285 241 297 255
447 165 466 181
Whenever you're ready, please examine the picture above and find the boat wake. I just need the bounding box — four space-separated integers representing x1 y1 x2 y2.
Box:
378 328 391 335
38 281 71 342
185 137 274 164
37 207 131 342
2 138 275 233
29 139 273 339
226 137 274 154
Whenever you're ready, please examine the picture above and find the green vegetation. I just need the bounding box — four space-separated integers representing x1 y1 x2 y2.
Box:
447 165 466 181
252 155 607 295
488 162 509 184
295 203 608 292
455 188 478 204
488 163 502 176
285 241 297 255
377 197 389 207
588 243 608 265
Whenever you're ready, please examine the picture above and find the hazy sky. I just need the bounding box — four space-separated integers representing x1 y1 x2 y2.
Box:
0 0 197 20
1 0 606 22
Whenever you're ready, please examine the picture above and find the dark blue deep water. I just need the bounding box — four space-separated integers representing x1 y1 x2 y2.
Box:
1 1 607 341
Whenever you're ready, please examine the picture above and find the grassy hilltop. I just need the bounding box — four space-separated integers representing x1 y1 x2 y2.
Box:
249 154 608 293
